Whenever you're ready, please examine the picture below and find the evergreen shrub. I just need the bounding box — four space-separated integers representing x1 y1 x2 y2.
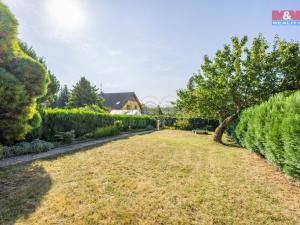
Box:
235 91 300 180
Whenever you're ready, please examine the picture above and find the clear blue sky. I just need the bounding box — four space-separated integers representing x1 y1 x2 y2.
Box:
3 0 300 106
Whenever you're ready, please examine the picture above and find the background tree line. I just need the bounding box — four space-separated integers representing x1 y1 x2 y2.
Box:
52 77 105 112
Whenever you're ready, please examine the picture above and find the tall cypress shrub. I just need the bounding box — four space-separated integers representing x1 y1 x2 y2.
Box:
241 108 260 153
282 93 300 179
251 103 268 156
235 91 300 180
234 111 250 147
263 96 286 169
282 116 300 180
0 1 49 144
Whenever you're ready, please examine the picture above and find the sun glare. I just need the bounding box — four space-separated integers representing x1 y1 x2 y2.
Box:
46 0 87 32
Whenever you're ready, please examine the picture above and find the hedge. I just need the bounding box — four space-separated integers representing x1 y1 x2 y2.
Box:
153 116 219 131
39 109 156 140
92 126 121 139
235 91 300 181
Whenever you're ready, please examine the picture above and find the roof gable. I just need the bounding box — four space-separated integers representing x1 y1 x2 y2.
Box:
100 92 142 110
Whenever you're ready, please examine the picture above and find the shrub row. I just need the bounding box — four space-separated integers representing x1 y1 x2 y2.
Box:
153 116 219 131
2 140 54 159
38 109 156 141
235 91 300 181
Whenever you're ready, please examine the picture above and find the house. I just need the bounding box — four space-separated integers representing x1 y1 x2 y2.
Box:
100 92 142 115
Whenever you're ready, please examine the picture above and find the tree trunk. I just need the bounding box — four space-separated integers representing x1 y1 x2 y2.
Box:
213 114 238 143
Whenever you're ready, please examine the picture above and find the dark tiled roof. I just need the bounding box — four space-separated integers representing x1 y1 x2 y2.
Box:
100 92 142 110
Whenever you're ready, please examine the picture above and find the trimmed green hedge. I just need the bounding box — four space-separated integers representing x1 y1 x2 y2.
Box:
235 91 300 181
93 126 121 139
153 116 219 131
39 109 155 140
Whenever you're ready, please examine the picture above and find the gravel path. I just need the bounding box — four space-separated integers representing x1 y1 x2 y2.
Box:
0 130 153 168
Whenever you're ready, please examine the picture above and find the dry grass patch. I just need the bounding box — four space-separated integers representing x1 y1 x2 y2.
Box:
0 130 299 225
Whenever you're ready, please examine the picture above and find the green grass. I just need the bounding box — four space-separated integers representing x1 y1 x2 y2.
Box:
0 130 299 224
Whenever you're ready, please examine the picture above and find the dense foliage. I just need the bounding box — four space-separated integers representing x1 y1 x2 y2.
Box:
154 116 218 131
0 2 50 144
39 108 155 140
177 34 300 143
77 104 107 113
235 91 300 180
142 105 178 116
39 72 60 105
2 139 54 159
54 130 75 144
19 41 60 106
174 118 191 130
92 126 121 139
68 77 104 108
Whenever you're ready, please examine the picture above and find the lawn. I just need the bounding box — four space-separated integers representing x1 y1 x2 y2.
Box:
0 130 299 225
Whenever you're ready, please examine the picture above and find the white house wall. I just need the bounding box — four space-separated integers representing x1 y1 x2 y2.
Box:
110 110 142 116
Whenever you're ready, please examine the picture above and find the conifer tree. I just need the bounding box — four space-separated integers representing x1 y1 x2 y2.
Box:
68 77 104 108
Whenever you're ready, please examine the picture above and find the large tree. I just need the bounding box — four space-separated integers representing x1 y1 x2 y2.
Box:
68 77 104 108
0 1 49 144
177 35 300 143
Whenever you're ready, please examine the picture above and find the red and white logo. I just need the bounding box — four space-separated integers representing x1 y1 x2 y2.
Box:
272 10 300 20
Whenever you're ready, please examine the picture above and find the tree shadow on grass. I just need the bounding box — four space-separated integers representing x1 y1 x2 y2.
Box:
0 165 51 224
0 131 152 224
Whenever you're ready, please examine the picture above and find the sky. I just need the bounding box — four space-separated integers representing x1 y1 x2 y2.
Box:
3 0 300 106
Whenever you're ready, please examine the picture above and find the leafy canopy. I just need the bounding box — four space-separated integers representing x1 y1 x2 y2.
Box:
19 41 60 106
177 34 300 121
